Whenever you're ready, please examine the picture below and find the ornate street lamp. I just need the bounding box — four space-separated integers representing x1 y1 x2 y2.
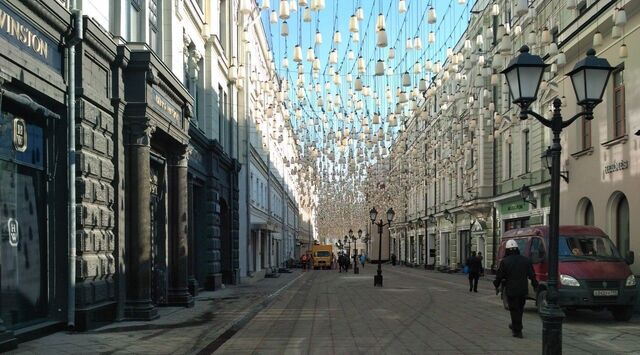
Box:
503 45 612 354
370 207 395 287
543 147 569 183
443 209 454 223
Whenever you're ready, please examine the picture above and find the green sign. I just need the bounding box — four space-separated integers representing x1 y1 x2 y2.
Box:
500 200 528 214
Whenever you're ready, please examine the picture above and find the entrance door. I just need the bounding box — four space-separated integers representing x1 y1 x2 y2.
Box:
440 233 449 266
220 199 233 284
459 230 470 267
427 234 435 265
0 114 48 328
150 159 167 305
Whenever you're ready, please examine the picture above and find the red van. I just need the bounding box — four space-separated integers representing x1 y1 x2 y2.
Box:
498 225 637 321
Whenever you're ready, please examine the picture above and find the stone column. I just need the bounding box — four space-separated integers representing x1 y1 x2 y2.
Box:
167 146 194 307
124 122 158 320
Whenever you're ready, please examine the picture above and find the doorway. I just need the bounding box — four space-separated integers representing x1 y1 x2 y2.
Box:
439 232 449 266
150 158 167 305
459 230 471 266
220 199 234 284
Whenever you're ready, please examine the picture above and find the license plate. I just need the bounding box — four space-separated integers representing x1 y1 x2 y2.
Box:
593 289 618 296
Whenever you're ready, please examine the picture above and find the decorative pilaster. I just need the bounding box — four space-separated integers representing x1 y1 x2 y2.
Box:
124 122 158 320
167 146 194 307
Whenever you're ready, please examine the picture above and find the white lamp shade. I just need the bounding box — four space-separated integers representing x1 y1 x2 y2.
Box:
279 0 290 19
427 7 437 24
377 28 388 47
567 49 613 106
375 60 385 76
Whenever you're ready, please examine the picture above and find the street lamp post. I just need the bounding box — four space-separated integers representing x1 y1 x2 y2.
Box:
370 207 395 287
502 45 612 354
424 214 436 270
353 229 362 274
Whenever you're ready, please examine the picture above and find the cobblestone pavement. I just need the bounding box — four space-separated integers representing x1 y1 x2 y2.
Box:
10 271 303 355
215 264 640 355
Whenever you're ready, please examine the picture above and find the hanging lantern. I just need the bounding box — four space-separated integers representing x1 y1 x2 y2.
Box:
614 8 627 26
240 0 253 14
476 34 484 47
398 0 407 13
612 25 622 39
289 0 297 12
419 79 427 91
491 73 499 86
548 42 558 56
282 56 289 68
541 27 551 44
427 7 437 24
556 51 566 66
348 49 355 60
333 30 342 44
491 2 500 16
425 59 432 71
349 15 359 33
306 47 315 62
356 6 364 21
329 49 338 64
593 31 603 47
354 77 363 91
514 0 527 16
402 72 411 87
376 13 386 31
303 7 312 22
458 0 466 4
413 61 421 74
293 45 302 62
269 10 278 23
619 44 628 59
262 0 271 10
389 47 396 59
406 37 413 50
377 28 388 47
279 0 290 19
312 57 320 71
352 32 360 43
281 21 289 36
375 60 385 76
414 36 423 50
428 31 436 44
332 72 341 85
357 56 366 73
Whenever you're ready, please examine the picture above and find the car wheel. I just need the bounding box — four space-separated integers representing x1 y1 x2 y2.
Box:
501 286 509 310
612 306 634 321
536 289 548 314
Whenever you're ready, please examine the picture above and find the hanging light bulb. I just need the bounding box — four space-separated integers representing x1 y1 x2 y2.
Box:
282 56 289 68
427 7 437 24
299 0 308 6
425 59 432 71
388 47 395 59
240 0 253 14
357 56 366 73
476 34 484 46
269 10 278 23
491 2 500 16
614 8 627 26
329 49 338 64
306 47 315 62
458 0 466 4
312 57 320 71
349 15 359 33
413 61 421 74
262 0 271 10
356 6 364 21
548 42 558 56
352 32 360 43
556 51 566 66
281 21 289 36
348 49 355 60
354 76 363 91
514 0 527 16
279 0 290 19
376 13 386 31
377 28 388 47
398 0 407 13
541 27 551 44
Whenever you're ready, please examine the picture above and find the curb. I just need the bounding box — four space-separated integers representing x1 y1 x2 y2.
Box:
194 272 305 354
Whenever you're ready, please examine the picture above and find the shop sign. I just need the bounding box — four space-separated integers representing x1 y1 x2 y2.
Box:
500 200 528 215
151 88 181 126
0 2 62 72
7 218 18 246
604 160 629 174
13 117 27 152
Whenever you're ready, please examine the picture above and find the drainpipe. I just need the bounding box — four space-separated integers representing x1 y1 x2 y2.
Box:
66 2 83 328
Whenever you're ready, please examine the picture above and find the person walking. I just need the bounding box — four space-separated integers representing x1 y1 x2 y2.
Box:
391 253 397 266
301 253 308 271
338 253 345 273
360 254 366 268
493 239 539 338
466 251 482 292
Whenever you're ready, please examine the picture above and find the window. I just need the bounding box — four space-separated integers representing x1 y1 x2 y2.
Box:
615 196 629 255
148 0 161 53
584 200 594 226
218 85 225 145
219 0 227 51
612 67 625 138
504 217 529 232
530 238 545 262
505 138 513 179
129 0 141 41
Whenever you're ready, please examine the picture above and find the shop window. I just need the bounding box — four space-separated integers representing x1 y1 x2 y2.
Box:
219 0 227 51
581 116 592 150
612 66 626 138
584 200 594 226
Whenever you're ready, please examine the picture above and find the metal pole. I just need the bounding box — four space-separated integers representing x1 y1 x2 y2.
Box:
374 221 384 286
539 100 565 354
353 239 359 274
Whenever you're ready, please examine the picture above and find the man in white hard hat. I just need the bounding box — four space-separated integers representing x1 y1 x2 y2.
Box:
493 239 539 338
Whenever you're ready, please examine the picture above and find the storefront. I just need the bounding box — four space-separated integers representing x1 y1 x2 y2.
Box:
121 44 194 320
0 0 69 349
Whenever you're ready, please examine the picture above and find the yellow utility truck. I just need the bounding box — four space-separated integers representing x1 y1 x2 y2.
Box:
311 244 333 270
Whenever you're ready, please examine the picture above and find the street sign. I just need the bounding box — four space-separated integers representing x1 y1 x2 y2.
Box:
13 118 27 152
7 218 18 246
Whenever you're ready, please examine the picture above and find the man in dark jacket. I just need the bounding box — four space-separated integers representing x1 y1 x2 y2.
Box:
493 239 539 338
466 251 482 292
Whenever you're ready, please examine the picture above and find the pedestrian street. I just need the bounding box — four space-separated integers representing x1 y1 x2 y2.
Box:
216 265 640 354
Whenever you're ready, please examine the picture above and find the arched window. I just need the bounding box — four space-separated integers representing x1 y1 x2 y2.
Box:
616 196 630 255
584 201 594 226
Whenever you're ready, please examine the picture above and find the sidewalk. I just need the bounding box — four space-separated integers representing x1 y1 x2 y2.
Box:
10 270 304 355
